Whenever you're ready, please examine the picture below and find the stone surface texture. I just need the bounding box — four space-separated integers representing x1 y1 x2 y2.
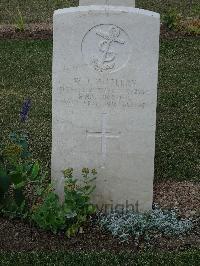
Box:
79 0 135 7
52 5 160 212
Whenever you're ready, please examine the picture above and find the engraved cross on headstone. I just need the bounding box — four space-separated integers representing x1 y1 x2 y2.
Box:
86 113 120 168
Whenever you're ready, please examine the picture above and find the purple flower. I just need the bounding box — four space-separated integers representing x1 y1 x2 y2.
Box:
20 99 31 122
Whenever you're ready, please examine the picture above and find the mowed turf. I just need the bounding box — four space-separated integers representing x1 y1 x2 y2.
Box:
0 0 199 24
0 250 200 265
0 38 199 181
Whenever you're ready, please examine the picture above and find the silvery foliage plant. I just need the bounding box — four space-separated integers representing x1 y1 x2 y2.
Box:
99 204 193 243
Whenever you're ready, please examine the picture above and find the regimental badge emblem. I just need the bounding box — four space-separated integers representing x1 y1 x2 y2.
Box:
81 24 131 73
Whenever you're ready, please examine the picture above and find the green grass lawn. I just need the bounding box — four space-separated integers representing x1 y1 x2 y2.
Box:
0 38 199 181
0 0 199 24
0 250 200 265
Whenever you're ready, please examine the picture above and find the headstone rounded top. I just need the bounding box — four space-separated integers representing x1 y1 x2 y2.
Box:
79 0 135 7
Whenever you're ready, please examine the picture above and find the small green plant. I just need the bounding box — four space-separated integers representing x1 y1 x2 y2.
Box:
32 168 97 236
15 8 25 32
0 132 41 218
0 99 42 218
31 185 66 233
99 205 193 243
163 9 182 30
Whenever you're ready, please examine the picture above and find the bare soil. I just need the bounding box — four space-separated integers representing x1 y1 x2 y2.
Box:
0 181 199 252
0 24 198 40
0 23 53 40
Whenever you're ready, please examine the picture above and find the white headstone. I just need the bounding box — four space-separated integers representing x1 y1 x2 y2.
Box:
79 0 135 7
52 4 160 212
